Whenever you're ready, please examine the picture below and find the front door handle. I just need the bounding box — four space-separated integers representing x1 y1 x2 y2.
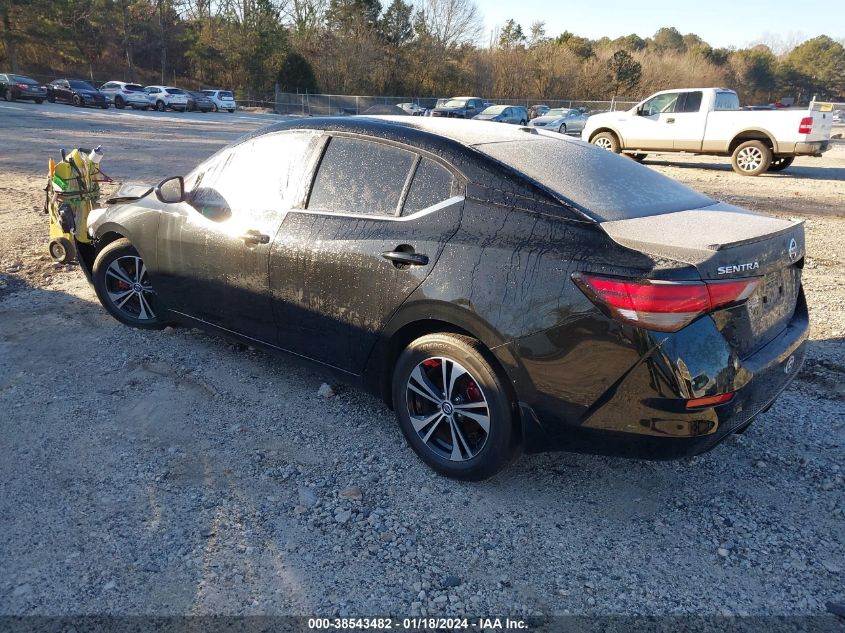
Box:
239 230 270 245
382 250 429 266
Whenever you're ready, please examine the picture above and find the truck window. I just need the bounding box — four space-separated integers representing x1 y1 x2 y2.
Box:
640 93 680 116
715 92 740 110
678 91 703 113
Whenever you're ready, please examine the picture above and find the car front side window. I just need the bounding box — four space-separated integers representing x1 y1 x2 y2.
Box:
188 131 321 223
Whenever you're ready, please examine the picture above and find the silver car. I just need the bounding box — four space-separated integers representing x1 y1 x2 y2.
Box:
528 108 589 134
473 105 528 125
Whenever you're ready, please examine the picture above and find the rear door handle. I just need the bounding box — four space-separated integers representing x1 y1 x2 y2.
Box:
239 230 270 245
666 117 675 124
381 251 429 266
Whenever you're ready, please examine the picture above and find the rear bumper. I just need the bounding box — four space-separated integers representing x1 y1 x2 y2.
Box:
789 140 830 156
519 299 810 459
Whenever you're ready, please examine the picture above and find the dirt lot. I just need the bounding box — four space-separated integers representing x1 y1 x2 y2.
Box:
1 103 843 619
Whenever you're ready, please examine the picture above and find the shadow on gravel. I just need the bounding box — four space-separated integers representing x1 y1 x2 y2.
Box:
644 159 845 182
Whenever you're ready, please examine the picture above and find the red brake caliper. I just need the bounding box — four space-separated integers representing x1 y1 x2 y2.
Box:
465 379 482 402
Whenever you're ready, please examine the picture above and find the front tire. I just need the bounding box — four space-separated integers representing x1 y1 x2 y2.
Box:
35 98 44 104
392 333 518 480
731 140 772 176
768 156 795 172
73 95 82 106
591 131 621 153
558 123 567 134
627 153 648 162
4 88 13 102
92 239 167 329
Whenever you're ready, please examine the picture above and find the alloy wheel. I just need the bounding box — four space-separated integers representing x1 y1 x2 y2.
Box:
593 137 613 150
405 357 490 462
104 255 157 321
736 146 763 172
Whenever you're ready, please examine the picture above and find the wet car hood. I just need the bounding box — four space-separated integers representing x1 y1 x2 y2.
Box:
105 182 153 204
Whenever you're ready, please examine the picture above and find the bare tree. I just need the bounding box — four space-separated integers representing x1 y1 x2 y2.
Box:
415 0 482 50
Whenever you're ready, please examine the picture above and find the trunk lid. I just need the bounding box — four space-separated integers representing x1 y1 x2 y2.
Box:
804 102 835 143
601 203 804 358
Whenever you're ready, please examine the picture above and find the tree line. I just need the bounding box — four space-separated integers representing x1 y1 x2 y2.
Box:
2 0 844 103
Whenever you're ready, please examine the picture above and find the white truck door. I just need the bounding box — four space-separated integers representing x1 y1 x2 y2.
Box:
670 91 707 151
624 92 682 150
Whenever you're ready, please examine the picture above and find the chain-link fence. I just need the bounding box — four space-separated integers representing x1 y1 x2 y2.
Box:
274 88 639 116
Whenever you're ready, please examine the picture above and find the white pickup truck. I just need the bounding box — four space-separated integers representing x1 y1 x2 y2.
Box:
582 88 834 175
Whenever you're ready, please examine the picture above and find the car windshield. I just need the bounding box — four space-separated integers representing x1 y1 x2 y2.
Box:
475 134 713 221
69 80 95 90
481 105 507 115
443 99 468 108
547 108 571 117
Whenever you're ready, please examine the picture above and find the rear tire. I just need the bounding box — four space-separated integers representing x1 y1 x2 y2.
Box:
73 95 82 106
48 94 55 103
731 140 772 176
591 131 621 153
114 96 125 109
767 156 795 172
628 153 648 162
558 123 567 134
92 238 168 329
35 98 44 104
212 104 218 112
156 100 166 112
4 88 13 102
391 333 518 480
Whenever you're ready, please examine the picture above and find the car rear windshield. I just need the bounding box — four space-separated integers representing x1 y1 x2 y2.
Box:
125 84 145 91
165 88 185 94
482 105 507 114
69 80 95 90
219 91 233 98
474 134 714 221
11 75 38 84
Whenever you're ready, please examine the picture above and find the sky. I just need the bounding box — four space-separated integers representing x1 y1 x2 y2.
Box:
479 0 843 50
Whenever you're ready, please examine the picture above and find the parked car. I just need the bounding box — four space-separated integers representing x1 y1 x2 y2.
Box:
98 81 151 109
144 85 189 111
398 102 426 116
473 105 528 125
528 107 589 134
529 104 550 119
186 90 215 112
81 117 808 480
582 87 834 175
47 79 108 108
833 109 844 124
0 73 47 103
201 89 237 112
431 96 485 119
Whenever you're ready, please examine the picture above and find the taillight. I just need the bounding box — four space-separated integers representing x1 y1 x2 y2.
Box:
15 83 27 89
571 273 760 332
798 116 813 134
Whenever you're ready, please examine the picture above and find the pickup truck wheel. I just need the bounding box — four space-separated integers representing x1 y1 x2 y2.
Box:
768 156 795 172
731 140 771 176
592 132 621 153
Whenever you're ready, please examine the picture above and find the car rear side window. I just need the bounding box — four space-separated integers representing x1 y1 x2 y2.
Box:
308 137 416 216
402 159 454 216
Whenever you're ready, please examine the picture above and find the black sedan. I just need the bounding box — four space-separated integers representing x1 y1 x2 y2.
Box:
47 79 108 108
0 73 47 103
187 90 214 112
78 118 808 480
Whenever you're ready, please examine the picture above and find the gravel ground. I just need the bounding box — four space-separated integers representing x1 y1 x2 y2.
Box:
0 104 843 619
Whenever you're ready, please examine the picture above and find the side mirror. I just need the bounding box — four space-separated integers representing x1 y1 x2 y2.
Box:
155 176 185 204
